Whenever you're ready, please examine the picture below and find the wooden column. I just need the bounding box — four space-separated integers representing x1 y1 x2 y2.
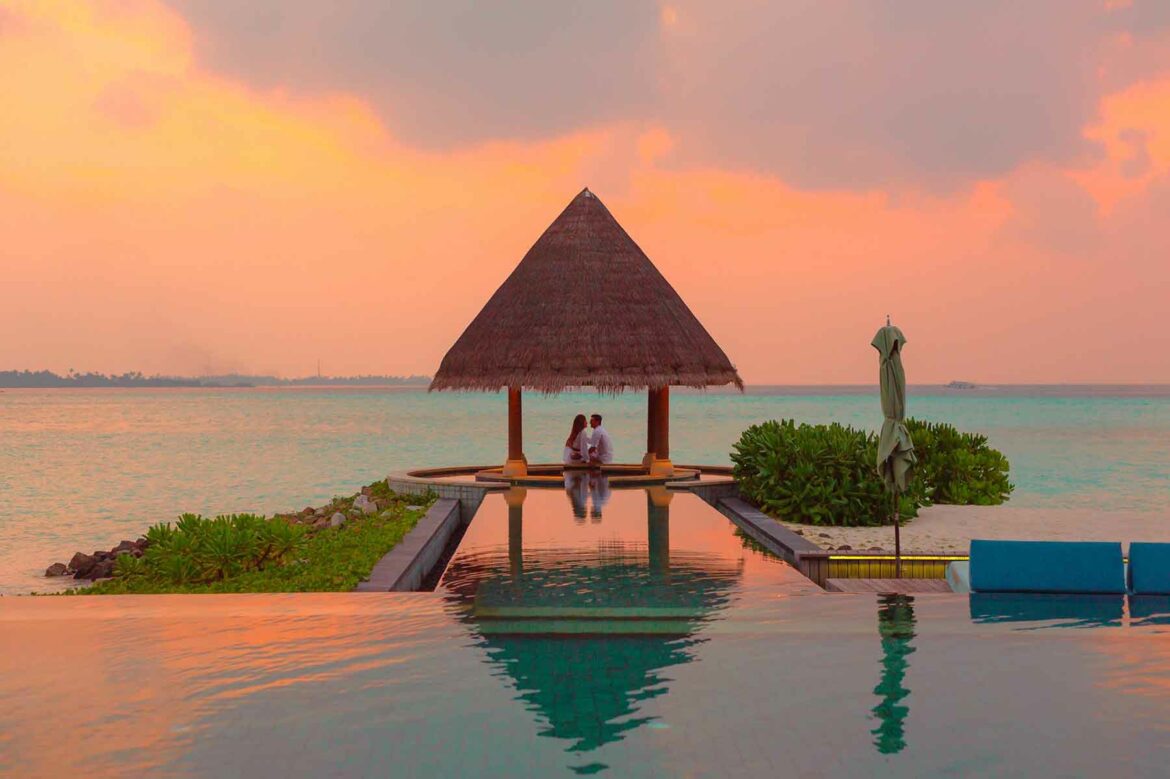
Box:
503 386 527 476
650 386 673 475
642 388 660 469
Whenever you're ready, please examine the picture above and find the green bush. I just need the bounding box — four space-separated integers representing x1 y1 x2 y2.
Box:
731 419 921 527
83 491 436 594
905 419 1013 505
115 513 308 587
731 418 1012 526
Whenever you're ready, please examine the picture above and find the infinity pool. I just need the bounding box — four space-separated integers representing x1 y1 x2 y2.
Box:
3 488 1170 777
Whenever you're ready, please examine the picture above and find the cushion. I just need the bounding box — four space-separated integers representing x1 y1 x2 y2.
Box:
1128 542 1170 595
969 539 1125 594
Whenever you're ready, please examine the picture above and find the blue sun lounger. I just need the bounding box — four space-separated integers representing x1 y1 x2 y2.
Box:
969 539 1126 594
1127 542 1170 595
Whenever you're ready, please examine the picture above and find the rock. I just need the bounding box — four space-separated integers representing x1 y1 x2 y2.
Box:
793 529 804 536
88 560 115 579
818 533 832 539
868 546 884 552
353 495 377 515
45 563 68 577
360 486 372 496
837 544 853 551
113 540 136 554
301 506 315 516
314 508 328 517
330 512 347 528
69 552 95 576
313 517 330 529
406 505 423 512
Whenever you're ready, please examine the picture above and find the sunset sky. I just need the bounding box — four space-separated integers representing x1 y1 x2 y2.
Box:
2 1 1169 383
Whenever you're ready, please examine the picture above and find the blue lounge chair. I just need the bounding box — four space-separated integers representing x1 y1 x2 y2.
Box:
1127 542 1170 595
969 539 1125 594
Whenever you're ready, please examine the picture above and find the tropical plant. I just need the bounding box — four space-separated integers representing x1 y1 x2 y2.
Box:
904 418 1013 505
731 417 1011 527
114 513 308 587
731 419 922 527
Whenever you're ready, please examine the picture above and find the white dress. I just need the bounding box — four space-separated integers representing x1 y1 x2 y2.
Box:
563 429 590 465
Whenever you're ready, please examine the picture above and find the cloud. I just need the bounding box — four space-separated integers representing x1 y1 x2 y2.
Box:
4 1 1170 382
167 0 1170 190
168 0 662 147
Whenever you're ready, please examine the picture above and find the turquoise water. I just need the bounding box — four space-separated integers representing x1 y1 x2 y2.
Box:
4 482 1170 778
1 385 1168 594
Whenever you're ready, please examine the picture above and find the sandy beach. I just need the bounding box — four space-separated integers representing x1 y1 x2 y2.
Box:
778 505 1170 555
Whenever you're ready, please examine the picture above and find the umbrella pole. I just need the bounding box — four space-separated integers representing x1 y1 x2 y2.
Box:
893 489 902 579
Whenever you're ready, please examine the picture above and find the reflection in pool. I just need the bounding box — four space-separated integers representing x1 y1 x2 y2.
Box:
871 594 917 755
5 488 1170 776
438 486 809 765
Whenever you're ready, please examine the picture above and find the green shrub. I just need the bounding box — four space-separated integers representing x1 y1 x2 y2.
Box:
731 419 921 527
905 419 1013 505
731 418 1012 527
115 513 308 588
82 491 436 594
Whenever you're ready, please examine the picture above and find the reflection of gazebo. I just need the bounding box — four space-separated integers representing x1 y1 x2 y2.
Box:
430 188 742 478
441 488 743 757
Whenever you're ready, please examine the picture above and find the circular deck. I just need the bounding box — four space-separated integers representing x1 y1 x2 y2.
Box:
401 463 734 490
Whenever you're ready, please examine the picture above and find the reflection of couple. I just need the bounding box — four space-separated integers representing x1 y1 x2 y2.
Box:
563 472 611 522
562 413 614 466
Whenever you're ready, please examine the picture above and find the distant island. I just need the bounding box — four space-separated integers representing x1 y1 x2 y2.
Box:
0 370 431 388
945 380 977 389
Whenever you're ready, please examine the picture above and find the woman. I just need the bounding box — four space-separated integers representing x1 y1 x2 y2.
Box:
563 414 589 465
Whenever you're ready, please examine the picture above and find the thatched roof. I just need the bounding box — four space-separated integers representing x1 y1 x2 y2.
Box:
431 189 743 393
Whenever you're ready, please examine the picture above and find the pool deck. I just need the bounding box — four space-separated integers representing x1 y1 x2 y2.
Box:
377 464 967 595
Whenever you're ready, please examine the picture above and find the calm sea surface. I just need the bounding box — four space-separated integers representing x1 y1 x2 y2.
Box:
1 385 1167 594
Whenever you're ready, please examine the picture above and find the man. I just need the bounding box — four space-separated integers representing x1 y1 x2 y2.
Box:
587 413 614 465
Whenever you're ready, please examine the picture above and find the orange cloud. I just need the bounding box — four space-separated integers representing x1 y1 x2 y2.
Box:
1 0 1169 382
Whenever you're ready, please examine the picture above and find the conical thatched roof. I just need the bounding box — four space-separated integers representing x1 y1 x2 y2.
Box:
431 189 743 393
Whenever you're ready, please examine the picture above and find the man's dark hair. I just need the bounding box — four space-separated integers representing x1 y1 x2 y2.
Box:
590 413 602 424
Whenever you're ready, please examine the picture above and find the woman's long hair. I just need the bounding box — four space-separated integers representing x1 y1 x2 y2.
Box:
566 414 587 447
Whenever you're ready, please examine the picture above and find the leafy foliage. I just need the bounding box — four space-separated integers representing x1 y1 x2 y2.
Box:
106 513 308 588
731 418 1011 527
81 488 436 594
905 418 1014 505
731 420 922 527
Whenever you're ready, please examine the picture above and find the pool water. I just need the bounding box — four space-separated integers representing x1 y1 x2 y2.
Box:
4 488 1170 777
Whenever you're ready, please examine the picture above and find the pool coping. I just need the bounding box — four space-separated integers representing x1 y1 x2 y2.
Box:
355 498 463 592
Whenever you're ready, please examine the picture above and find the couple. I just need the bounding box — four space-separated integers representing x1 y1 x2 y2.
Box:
562 413 613 466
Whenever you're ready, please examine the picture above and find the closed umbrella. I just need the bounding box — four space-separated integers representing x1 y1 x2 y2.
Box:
873 318 916 577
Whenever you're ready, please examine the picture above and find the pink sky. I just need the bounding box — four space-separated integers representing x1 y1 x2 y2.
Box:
1 1 1168 383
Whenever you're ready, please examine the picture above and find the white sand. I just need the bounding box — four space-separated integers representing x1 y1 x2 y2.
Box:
778 505 1170 555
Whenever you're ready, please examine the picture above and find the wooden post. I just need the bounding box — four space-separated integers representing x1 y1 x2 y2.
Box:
642 388 659 469
503 386 527 477
650 386 673 475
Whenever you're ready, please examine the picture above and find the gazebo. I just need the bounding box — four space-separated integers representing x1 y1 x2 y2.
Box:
430 188 742 478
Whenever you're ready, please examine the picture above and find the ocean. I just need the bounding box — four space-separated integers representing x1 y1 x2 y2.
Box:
1 385 1167 594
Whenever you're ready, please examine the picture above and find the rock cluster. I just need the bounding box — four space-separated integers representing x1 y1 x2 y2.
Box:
46 538 147 580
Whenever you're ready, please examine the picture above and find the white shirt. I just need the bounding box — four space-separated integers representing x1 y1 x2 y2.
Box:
589 425 614 464
564 428 591 464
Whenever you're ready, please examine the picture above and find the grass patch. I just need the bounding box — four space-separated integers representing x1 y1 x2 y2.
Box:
74 485 436 594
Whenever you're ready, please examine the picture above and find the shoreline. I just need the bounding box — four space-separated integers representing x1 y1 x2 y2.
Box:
778 505 1170 555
